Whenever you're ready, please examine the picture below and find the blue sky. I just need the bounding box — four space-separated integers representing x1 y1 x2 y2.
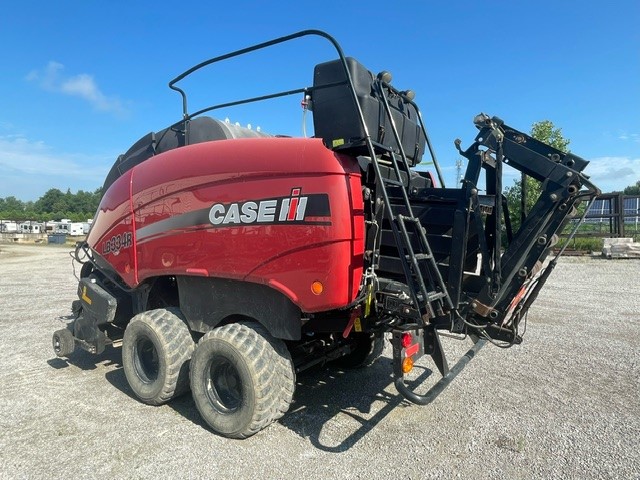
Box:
1 1 638 200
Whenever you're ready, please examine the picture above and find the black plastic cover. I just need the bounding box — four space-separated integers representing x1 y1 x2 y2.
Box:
102 117 269 192
312 57 425 165
76 278 117 325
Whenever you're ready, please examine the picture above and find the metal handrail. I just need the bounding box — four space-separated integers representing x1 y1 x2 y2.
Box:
166 29 444 182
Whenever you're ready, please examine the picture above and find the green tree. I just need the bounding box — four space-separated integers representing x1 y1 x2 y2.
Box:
1 188 102 222
530 120 571 152
503 120 571 232
34 188 65 214
623 180 640 195
1 196 25 212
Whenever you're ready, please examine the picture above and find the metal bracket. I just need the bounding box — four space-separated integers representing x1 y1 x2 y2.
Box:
395 336 486 405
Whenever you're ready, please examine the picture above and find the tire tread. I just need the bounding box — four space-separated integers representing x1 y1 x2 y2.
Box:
191 322 295 438
123 308 195 405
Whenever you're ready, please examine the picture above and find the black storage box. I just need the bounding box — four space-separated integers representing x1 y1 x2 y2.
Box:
311 57 425 165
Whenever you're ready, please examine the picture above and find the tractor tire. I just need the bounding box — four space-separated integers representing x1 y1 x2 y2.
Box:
334 333 385 369
189 322 293 439
246 322 296 421
122 308 195 405
52 328 75 357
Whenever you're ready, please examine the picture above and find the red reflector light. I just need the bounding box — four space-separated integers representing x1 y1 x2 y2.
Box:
401 333 413 348
405 343 419 357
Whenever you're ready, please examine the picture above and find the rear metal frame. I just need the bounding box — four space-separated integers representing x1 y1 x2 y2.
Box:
164 30 600 405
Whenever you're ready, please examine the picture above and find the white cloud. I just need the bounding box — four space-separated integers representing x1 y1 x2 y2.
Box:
26 61 127 116
433 156 639 194
0 134 113 199
585 156 640 193
618 132 640 143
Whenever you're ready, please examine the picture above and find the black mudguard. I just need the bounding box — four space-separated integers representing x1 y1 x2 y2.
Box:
177 276 302 340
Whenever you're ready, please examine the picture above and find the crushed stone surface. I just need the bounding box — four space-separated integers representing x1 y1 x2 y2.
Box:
0 245 638 479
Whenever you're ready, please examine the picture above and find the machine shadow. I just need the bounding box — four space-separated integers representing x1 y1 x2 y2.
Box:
47 346 436 447
48 345 212 430
47 344 122 372
278 359 434 452
48 345 135 398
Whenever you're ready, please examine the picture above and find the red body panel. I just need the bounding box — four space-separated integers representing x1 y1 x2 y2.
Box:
88 137 365 312
87 170 138 285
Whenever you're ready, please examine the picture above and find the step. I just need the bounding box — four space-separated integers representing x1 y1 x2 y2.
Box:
406 253 432 261
428 291 448 301
396 215 420 224
383 178 406 187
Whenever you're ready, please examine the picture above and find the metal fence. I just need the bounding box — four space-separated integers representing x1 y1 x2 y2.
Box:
567 193 640 238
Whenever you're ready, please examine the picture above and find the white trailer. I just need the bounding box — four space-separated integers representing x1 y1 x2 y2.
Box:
0 221 18 233
19 223 43 234
56 222 85 236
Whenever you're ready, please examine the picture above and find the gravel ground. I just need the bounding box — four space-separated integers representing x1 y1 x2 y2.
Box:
0 244 638 480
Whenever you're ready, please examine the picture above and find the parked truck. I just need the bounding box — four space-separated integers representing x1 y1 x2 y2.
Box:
52 30 599 438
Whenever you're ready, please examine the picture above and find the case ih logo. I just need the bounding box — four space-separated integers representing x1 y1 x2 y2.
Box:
208 188 331 227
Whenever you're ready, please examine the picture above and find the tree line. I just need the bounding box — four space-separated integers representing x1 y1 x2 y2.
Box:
622 181 640 195
0 188 103 222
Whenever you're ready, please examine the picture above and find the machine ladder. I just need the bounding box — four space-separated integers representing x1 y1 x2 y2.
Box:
369 79 454 323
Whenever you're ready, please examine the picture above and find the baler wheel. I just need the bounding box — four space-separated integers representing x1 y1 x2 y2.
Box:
122 308 195 405
189 322 293 438
241 322 295 421
52 329 75 357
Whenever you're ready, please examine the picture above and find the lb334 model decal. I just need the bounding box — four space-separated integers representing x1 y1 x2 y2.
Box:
103 231 133 255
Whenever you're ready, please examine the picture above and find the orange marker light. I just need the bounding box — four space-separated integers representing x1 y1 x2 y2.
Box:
402 357 414 373
311 281 324 295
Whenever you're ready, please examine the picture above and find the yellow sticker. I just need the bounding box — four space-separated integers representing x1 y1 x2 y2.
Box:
332 138 345 148
354 317 362 332
81 286 92 305
364 284 373 317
